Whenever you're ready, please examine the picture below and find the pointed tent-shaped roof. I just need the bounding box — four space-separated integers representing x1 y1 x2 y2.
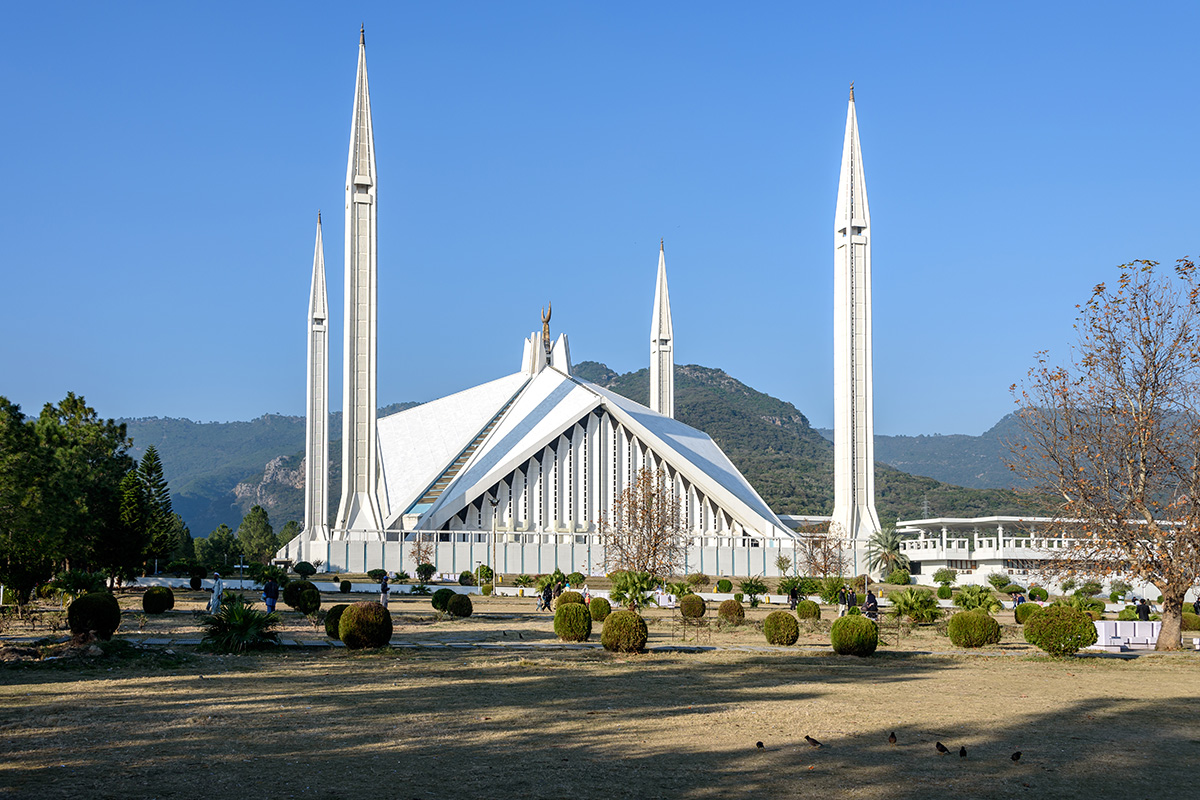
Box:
309 213 327 322
651 240 672 342
347 30 376 190
835 84 869 232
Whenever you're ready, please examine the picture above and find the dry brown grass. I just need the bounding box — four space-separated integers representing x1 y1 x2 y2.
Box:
3 592 1200 799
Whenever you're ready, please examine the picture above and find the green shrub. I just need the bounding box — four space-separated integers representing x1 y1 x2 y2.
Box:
953 585 1002 613
887 569 911 586
680 595 706 619
932 568 957 585
201 595 280 653
986 572 1010 590
1059 578 1078 592
1029 586 1049 601
795 599 821 620
589 597 612 622
416 563 436 583
947 610 1002 647
819 576 846 604
283 579 314 609
142 586 174 614
1053 594 1105 615
715 578 733 593
1109 591 1123 603
601 610 648 653
325 604 349 639
284 580 321 613
739 577 768 607
52 569 109 597
556 591 585 608
68 592 121 640
339 601 393 649
830 615 878 656
567 571 585 586
431 588 456 611
888 587 943 623
476 565 495 584
1014 602 1043 624
447 593 473 618
937 584 952 599
514 574 535 588
189 565 209 580
1024 605 1098 656
1079 581 1103 597
293 561 317 577
166 560 190 577
1117 605 1139 621
189 575 203 591
554 603 593 641
1182 612 1200 631
1000 584 1026 595
763 610 800 645
686 572 711 589
848 606 862 615
339 580 352 594
718 599 745 624
367 569 388 583
481 584 493 596
459 570 475 586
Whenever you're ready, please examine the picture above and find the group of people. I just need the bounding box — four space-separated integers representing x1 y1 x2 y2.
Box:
834 585 878 621
536 580 590 611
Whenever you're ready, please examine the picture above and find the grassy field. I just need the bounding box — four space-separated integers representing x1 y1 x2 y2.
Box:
3 591 1199 799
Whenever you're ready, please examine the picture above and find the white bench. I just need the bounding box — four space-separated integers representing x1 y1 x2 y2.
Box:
1092 620 1161 651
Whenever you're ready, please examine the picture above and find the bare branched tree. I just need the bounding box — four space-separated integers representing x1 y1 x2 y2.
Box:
408 534 436 571
1009 258 1200 650
599 467 686 576
800 530 848 578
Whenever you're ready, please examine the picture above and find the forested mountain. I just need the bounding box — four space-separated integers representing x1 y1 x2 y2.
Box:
122 364 1030 539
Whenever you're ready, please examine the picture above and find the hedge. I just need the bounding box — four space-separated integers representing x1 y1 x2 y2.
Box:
680 595 706 619
68 592 121 640
601 610 648 653
554 603 593 642
1024 605 1098 656
589 597 612 622
795 599 821 620
447 593 473 618
763 611 800 645
830 615 877 656
142 586 174 614
947 611 1002 647
718 599 745 624
339 602 393 649
1014 602 1043 625
325 604 349 639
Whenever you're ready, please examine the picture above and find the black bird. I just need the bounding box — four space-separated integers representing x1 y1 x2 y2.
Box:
888 732 897 745
805 736 822 748
936 742 949 755
959 746 967 759
756 741 764 750
1011 751 1022 763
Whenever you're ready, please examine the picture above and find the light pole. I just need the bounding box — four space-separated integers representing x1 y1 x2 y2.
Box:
489 496 499 586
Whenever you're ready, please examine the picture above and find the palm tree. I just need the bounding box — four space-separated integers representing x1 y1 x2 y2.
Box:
887 587 943 623
865 524 910 577
953 584 1002 613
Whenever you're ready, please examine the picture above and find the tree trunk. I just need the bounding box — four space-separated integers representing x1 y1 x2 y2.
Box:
1156 588 1184 651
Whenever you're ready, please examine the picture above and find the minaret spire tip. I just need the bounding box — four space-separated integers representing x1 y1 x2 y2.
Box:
360 24 365 46
849 81 855 102
660 237 664 252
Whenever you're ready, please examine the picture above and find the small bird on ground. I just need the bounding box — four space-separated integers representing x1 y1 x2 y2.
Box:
888 732 896 745
936 742 949 755
756 741 764 750
805 736 822 748
959 746 967 759
1011 751 1022 763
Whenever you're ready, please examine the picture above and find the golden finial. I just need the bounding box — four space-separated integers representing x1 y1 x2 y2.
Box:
849 81 855 101
360 24 365 46
660 237 664 251
317 210 322 224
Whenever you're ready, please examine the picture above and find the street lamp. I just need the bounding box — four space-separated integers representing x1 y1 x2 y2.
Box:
489 496 499 586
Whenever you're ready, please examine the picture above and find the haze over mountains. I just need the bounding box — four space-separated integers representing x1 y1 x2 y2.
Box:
121 363 1029 538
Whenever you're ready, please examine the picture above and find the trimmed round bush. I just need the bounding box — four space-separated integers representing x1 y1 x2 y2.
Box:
1117 605 1139 621
325 604 349 639
589 597 612 622
481 583 493 596
601 610 648 653
446 593 473 618
339 580 352 594
887 569 911 586
718 599 745 624
554 602 593 642
293 561 317 577
947 610 1002 647
142 586 174 614
556 590 585 608
848 605 862 616
1014 602 1043 625
715 578 733 593
567 572 585 586
795 599 821 620
68 592 121 640
1182 612 1200 631
830 615 878 656
1001 583 1026 595
680 594 706 619
937 584 953 599
458 570 475 586
1024 605 1098 656
283 579 315 609
189 575 202 591
431 588 456 611
1029 587 1049 602
338 601 393 649
763 610 800 645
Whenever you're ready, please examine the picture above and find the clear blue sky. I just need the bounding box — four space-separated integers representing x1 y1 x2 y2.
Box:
2 2 1197 436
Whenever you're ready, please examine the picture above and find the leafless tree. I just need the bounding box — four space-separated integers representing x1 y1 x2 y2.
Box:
1009 259 1200 650
800 528 848 578
599 467 686 576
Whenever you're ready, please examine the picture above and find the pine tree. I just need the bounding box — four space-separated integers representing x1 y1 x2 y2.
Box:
277 520 301 549
137 445 175 562
237 505 278 564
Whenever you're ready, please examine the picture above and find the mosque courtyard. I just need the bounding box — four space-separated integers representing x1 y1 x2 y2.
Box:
2 592 1199 799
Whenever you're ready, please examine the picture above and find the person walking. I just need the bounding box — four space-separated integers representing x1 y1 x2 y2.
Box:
379 573 390 609
788 585 798 611
1193 597 1200 616
1137 598 1151 621
262 576 279 614
863 589 879 622
837 586 848 617
542 583 553 612
208 573 224 614
847 586 859 614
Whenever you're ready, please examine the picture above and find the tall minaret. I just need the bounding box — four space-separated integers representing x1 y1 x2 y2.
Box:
832 83 881 568
304 213 330 541
334 26 385 536
650 239 674 418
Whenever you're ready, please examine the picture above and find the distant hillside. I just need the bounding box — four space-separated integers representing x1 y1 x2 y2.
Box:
816 413 1028 490
574 361 1030 521
122 402 416 537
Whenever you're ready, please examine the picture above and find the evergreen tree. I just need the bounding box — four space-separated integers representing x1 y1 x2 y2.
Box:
93 471 151 586
277 520 301 548
0 398 59 605
237 505 277 564
167 513 194 562
137 445 176 562
196 524 239 570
